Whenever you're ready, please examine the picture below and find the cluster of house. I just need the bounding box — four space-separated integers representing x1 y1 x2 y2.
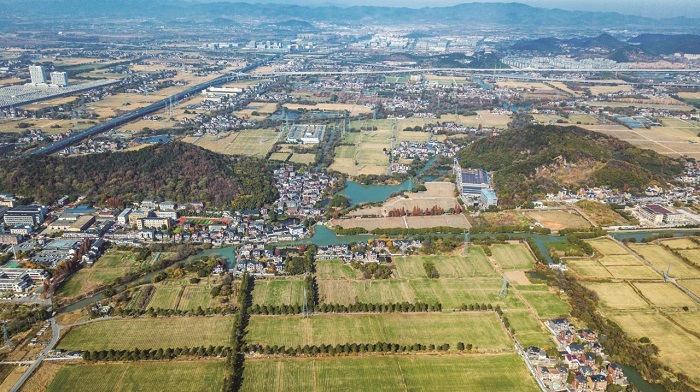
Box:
390 140 456 174
523 318 629 392
274 165 335 217
232 244 285 276
316 239 423 262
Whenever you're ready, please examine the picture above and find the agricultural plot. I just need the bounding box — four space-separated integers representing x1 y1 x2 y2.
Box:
575 201 629 226
315 259 359 280
57 251 140 299
662 238 700 250
679 279 700 298
241 354 539 392
506 311 555 348
57 317 231 351
409 278 526 310
524 210 590 231
183 128 280 157
329 129 392 176
608 312 700 385
252 279 305 306
491 244 536 270
288 153 316 165
177 286 216 311
269 152 291 162
633 282 698 309
629 244 700 279
319 279 417 305
567 259 613 279
393 257 428 279
605 265 661 280
46 361 224 392
678 249 700 267
247 312 511 351
147 286 182 309
519 292 570 319
582 282 649 310
596 254 644 266
419 250 497 278
587 238 629 255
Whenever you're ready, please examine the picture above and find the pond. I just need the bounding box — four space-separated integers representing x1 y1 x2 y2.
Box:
341 180 414 206
620 364 666 392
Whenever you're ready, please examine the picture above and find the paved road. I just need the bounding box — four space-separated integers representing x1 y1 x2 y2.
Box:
10 318 59 392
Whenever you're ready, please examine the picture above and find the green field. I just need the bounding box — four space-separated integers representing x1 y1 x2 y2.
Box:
253 279 305 306
57 317 231 351
315 259 359 280
520 292 571 319
491 244 536 270
393 249 497 279
177 286 215 310
147 286 182 309
506 311 555 348
47 361 224 392
241 354 539 392
57 251 141 298
318 278 526 309
247 312 511 351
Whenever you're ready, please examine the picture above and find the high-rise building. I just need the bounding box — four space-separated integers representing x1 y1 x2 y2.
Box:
28 65 46 85
50 71 68 87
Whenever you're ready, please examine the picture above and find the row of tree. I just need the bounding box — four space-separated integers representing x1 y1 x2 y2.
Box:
222 273 253 392
82 345 231 362
111 305 237 318
246 341 473 357
248 301 444 315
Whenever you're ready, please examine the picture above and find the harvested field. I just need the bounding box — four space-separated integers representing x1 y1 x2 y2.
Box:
629 243 700 279
241 354 539 392
246 312 511 351
633 282 698 309
583 282 649 310
491 244 536 270
252 279 305 306
288 153 316 165
524 210 591 230
503 271 532 285
507 311 555 348
520 291 570 319
315 259 359 280
587 238 629 255
183 128 280 157
606 265 661 280
567 259 612 279
57 317 231 351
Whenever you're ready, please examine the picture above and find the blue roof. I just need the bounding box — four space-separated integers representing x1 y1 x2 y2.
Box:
481 189 497 199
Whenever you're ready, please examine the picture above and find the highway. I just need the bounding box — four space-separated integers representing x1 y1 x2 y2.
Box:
26 59 275 156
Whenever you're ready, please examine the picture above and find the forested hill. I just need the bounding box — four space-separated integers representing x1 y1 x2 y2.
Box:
457 125 683 207
0 142 277 210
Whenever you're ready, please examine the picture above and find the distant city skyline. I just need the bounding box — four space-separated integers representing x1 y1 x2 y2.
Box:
194 0 700 19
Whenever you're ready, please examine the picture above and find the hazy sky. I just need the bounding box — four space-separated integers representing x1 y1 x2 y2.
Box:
234 0 700 18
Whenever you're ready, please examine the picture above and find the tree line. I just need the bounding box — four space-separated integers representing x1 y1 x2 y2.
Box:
222 273 253 392
245 341 473 357
248 301 444 315
82 345 230 362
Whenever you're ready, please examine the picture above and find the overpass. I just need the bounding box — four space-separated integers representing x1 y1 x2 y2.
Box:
26 58 275 156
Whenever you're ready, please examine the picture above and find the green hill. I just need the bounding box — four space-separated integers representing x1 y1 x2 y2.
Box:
0 142 277 210
456 125 682 206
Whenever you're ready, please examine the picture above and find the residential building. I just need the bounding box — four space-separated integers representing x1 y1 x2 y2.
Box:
50 71 68 87
0 233 21 244
138 217 171 230
29 65 46 85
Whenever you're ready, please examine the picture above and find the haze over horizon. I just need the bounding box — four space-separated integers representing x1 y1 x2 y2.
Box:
192 0 700 19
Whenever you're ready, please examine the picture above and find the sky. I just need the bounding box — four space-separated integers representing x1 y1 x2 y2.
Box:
212 0 700 19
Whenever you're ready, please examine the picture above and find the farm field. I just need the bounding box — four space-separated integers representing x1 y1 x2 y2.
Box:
147 286 182 309
331 214 470 230
315 259 359 280
524 210 590 230
491 244 536 270
506 311 555 348
284 103 373 116
45 361 224 392
182 128 280 157
519 291 570 319
0 118 93 135
629 243 700 279
567 259 613 279
632 282 698 309
177 286 217 310
253 279 305 306
57 251 141 299
57 317 231 351
241 354 539 392
329 128 392 176
608 312 700 385
590 122 700 159
247 312 511 351
288 153 316 165
662 238 700 250
317 277 526 310
587 238 629 255
582 282 649 310
679 279 700 298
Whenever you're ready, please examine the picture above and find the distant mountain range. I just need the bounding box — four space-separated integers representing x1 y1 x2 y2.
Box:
1 1 699 30
511 33 700 58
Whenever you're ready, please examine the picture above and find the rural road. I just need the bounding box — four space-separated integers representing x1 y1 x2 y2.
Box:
10 318 59 392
